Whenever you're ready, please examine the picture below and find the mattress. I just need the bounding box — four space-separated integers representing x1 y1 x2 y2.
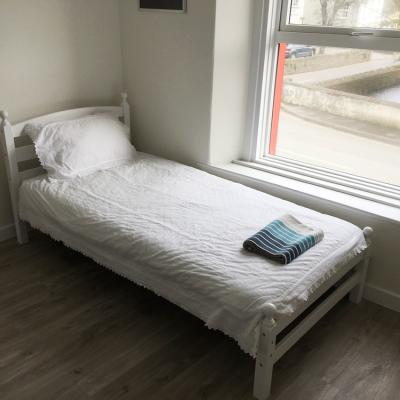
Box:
19 152 367 356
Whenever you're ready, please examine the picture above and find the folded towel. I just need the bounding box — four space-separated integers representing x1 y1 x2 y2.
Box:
243 214 324 264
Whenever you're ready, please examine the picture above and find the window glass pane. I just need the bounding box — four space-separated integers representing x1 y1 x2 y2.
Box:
269 43 400 186
288 0 400 30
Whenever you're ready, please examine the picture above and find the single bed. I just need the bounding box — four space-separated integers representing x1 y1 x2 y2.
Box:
0 95 373 400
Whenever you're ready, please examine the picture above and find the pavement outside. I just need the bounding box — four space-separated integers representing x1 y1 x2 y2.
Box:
282 104 400 146
276 109 400 186
277 53 400 187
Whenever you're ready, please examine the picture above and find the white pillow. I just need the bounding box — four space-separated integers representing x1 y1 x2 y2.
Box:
21 113 120 141
29 115 136 180
22 122 46 142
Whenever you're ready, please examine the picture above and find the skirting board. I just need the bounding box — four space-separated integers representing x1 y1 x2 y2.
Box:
0 223 16 242
0 223 399 313
364 284 400 313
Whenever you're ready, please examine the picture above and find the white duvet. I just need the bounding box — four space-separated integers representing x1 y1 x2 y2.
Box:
19 153 366 356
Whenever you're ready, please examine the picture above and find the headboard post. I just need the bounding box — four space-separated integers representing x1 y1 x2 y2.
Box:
0 111 29 244
1 98 128 245
121 93 131 131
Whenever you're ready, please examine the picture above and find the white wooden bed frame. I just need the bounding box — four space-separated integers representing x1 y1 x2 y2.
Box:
0 94 373 400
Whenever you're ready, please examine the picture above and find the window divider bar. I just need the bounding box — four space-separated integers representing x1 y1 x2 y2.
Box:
234 160 400 208
275 31 400 52
253 158 400 201
278 0 400 40
262 156 400 195
249 0 284 161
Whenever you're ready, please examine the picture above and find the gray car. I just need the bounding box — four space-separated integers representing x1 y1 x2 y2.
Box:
285 45 316 59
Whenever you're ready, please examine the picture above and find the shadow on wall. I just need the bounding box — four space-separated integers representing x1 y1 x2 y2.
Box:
0 0 123 228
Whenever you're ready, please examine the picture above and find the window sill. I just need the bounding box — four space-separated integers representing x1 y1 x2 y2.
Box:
200 161 400 223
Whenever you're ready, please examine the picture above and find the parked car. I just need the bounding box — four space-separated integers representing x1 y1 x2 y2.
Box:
285 45 316 59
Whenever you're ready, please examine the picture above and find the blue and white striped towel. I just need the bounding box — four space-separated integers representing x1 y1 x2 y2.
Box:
243 214 324 264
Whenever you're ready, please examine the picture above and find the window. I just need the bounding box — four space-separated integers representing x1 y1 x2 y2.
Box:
247 0 400 206
336 4 350 20
286 0 400 30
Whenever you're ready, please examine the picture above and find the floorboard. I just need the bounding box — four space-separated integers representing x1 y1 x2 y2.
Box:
0 232 399 400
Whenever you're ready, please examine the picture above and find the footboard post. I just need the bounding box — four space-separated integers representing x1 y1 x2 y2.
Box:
350 227 373 304
253 304 277 400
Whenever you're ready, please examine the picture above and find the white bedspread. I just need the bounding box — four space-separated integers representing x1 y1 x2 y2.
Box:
19 153 366 356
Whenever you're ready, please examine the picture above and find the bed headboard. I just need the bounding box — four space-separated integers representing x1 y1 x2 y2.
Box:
0 93 131 244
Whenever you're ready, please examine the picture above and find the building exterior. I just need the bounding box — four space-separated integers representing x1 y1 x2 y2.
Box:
289 0 387 29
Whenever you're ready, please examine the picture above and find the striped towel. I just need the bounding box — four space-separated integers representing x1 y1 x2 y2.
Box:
243 214 324 264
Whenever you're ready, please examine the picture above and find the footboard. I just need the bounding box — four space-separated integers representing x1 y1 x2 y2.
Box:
253 227 373 400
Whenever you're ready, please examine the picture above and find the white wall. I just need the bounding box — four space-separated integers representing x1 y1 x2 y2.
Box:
0 0 123 228
119 0 216 165
209 0 254 165
119 0 253 166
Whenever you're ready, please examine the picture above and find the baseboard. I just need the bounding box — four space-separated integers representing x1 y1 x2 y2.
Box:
364 284 400 313
0 223 16 242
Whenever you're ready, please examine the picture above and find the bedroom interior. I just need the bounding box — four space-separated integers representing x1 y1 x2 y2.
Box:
0 1 399 400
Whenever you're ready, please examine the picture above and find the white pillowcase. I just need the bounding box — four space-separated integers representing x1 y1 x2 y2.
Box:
22 122 46 142
28 115 136 180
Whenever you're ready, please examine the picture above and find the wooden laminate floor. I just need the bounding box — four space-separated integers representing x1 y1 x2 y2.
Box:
0 232 399 400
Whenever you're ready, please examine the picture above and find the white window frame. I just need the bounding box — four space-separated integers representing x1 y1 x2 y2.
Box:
243 0 400 208
280 0 400 40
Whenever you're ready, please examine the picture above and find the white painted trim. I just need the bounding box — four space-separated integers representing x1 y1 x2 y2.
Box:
0 112 29 244
245 0 283 162
0 223 16 242
274 272 361 361
276 31 400 52
242 0 274 161
237 159 400 209
364 284 400 313
199 162 400 223
256 156 400 197
279 0 400 43
254 233 372 399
